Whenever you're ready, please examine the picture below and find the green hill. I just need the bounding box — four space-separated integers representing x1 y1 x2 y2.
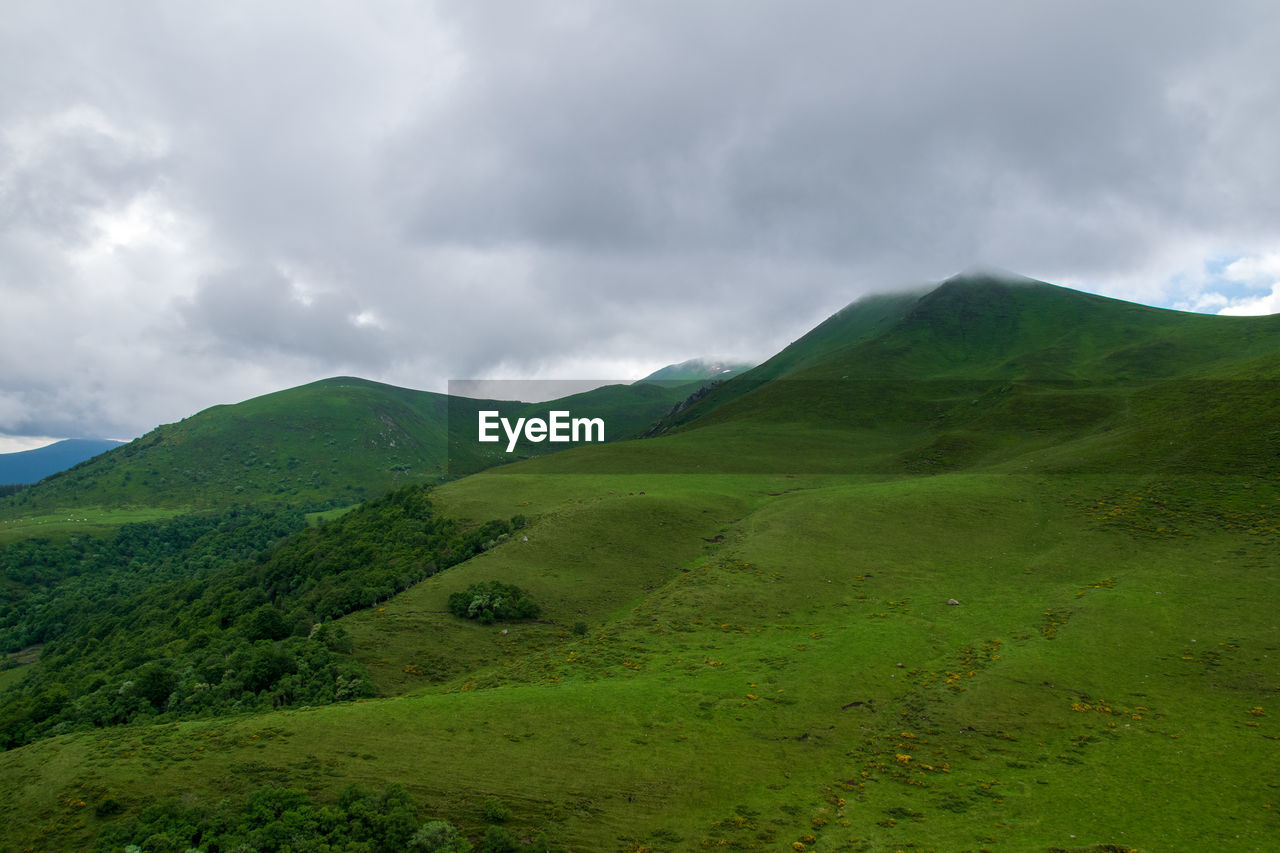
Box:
0 273 1277 852
646 271 1280 476
0 377 452 516
0 375 706 524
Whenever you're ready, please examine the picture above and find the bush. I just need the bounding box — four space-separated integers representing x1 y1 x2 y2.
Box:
447 582 540 624
95 797 124 818
481 797 511 823
481 825 518 853
411 820 472 852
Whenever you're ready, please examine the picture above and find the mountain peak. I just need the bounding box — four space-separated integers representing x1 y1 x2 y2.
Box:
939 266 1047 289
637 358 755 386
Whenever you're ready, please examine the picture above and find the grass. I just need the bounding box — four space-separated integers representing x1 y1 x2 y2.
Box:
0 664 28 693
304 503 361 525
3 463 1275 851
0 506 187 544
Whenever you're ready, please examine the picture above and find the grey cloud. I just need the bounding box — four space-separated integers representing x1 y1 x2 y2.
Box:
384 1 1263 271
0 109 167 254
3 1 1280 442
180 265 391 368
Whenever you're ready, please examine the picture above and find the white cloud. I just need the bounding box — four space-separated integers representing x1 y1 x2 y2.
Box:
1222 253 1280 284
1217 283 1280 316
1159 250 1280 316
0 434 61 454
1180 291 1230 312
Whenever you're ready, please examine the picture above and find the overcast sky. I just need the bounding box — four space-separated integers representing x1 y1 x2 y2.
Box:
3 1 1279 450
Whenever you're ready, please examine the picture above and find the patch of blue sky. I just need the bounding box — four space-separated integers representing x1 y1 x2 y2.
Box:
1199 256 1266 299
1166 252 1280 314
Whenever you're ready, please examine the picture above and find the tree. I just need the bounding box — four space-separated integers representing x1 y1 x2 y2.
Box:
245 605 291 642
134 662 177 709
447 581 540 624
410 821 472 852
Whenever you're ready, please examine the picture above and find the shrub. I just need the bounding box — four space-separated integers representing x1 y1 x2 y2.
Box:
411 820 472 852
447 582 540 624
95 797 124 818
481 825 518 853
481 797 512 823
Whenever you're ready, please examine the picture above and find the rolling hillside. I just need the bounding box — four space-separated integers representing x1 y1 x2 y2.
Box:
0 272 1277 852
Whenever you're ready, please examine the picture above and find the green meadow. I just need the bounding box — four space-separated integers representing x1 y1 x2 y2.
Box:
3 462 1276 851
0 507 187 546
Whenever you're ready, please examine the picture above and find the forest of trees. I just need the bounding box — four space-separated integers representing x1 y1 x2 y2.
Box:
0 485 521 748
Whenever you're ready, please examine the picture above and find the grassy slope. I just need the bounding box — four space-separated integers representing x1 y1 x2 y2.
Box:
1 275 1277 851
0 506 189 546
4 464 1274 851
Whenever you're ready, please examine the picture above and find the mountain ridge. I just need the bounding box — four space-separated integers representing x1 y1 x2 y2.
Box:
0 439 123 486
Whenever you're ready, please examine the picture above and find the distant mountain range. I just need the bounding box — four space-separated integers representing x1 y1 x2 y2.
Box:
0 439 122 486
